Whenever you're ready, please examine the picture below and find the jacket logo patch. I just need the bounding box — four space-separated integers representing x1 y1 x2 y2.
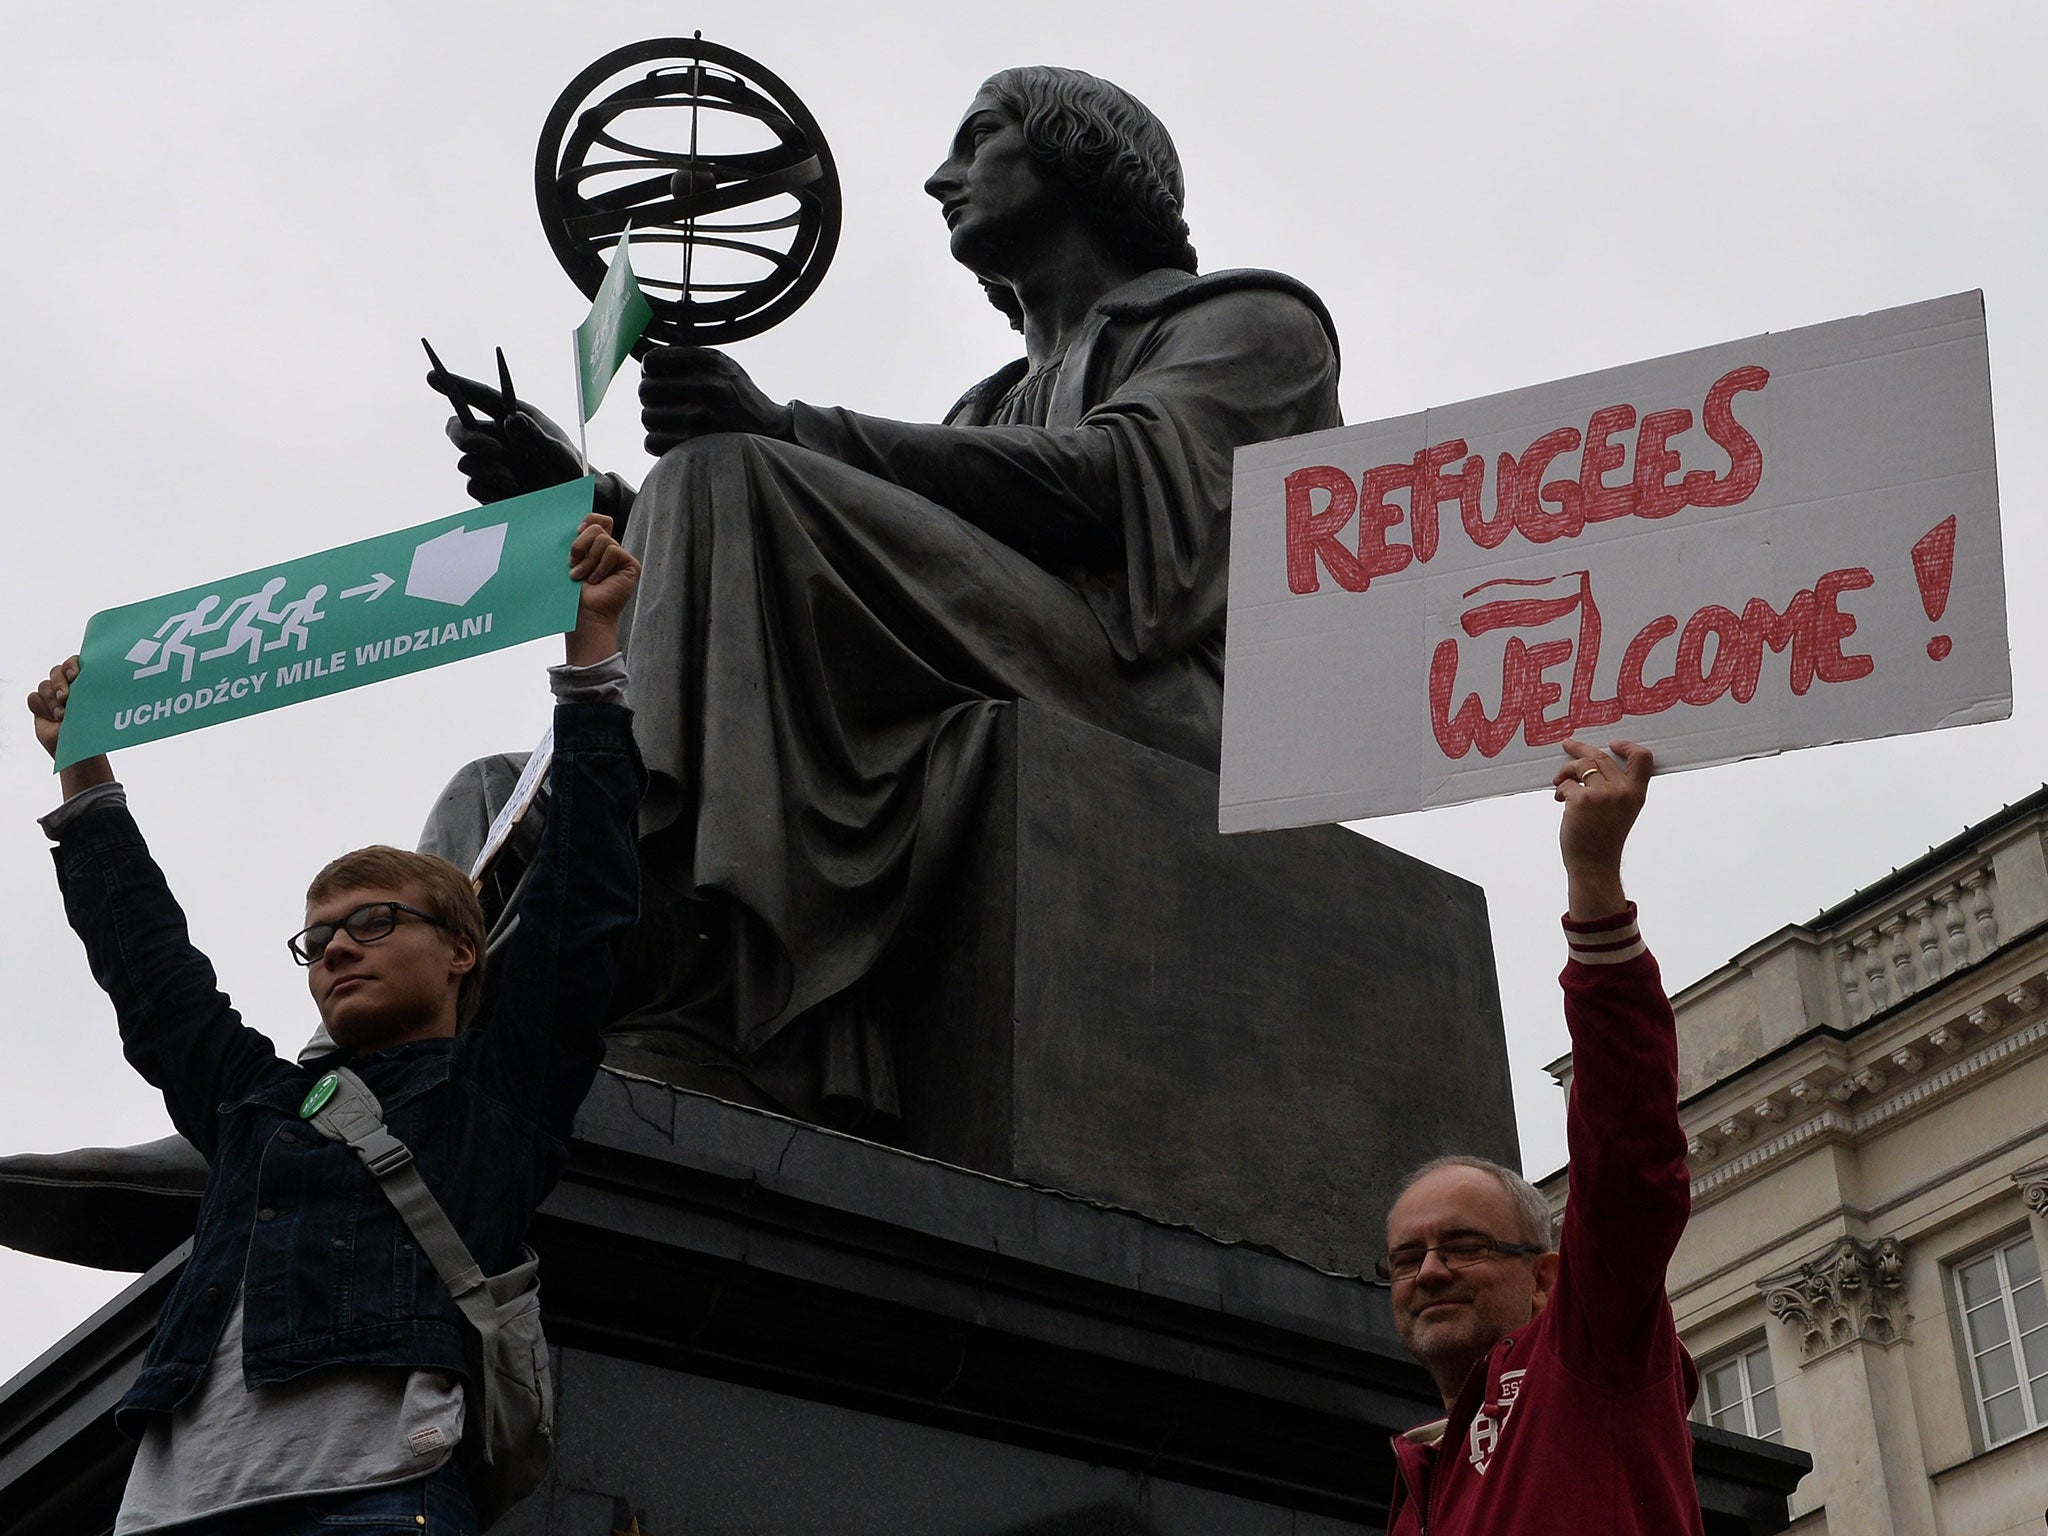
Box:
409 1424 449 1456
1468 1369 1526 1474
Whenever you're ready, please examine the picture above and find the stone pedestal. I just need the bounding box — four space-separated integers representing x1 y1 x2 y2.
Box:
0 1079 1809 1536
888 703 1515 1275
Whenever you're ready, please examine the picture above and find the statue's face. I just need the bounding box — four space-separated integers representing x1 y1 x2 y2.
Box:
924 87 1068 275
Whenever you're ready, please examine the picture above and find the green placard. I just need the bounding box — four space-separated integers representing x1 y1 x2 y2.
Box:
56 478 595 769
576 224 654 422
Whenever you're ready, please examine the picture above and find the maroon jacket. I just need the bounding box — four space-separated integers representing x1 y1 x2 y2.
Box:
1387 907 1702 1534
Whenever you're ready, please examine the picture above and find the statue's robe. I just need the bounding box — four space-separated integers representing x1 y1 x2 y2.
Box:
598 269 1340 1116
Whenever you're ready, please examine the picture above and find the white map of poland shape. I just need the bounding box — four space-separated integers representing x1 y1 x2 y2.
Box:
405 523 507 606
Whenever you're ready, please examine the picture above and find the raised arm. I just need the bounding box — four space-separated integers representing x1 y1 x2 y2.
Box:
28 657 276 1156
466 514 647 1129
1546 739 1692 1387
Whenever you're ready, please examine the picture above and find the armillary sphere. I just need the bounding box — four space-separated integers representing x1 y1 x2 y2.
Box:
535 37 841 349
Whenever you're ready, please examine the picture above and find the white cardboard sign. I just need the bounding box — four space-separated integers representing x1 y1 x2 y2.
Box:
1219 292 2009 832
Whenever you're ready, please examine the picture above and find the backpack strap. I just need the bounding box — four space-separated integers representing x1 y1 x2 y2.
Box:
305 1067 489 1309
304 1066 553 1520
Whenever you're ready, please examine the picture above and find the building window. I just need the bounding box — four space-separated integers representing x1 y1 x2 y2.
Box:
1699 1337 1782 1443
1953 1233 2048 1448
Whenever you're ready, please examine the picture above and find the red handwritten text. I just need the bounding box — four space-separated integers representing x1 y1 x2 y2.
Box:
1286 365 1770 593
1428 563 1875 759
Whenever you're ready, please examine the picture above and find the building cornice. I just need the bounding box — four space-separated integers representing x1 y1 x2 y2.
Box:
1686 985 2048 1206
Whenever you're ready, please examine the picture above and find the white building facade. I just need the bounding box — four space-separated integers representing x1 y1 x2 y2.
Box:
1542 788 2048 1534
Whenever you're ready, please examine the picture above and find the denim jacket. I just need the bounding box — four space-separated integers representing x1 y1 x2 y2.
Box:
48 700 644 1434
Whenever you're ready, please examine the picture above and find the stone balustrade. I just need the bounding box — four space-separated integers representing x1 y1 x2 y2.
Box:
1833 866 2000 1025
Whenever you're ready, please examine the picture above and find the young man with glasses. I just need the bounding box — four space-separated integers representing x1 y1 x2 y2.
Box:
26 512 643 1535
1381 738 1704 1534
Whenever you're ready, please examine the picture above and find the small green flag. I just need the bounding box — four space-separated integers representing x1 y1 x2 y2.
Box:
56 479 595 768
575 225 654 422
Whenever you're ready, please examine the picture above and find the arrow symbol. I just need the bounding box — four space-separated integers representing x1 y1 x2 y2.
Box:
340 573 394 602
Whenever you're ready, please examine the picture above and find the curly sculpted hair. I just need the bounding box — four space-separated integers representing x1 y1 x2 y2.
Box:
976 67 1198 324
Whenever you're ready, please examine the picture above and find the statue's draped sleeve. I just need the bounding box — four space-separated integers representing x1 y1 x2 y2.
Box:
783 281 1341 662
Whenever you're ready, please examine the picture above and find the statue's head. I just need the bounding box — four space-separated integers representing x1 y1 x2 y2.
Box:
948 67 1198 325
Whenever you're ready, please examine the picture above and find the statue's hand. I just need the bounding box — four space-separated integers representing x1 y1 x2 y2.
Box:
427 367 585 505
641 346 796 457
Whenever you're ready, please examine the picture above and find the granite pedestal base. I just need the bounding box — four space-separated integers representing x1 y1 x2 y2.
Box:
0 1079 1808 1536
886 703 1515 1275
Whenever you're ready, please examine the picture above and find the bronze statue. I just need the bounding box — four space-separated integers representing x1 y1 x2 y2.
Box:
423 66 1342 1124
0 63 1344 1273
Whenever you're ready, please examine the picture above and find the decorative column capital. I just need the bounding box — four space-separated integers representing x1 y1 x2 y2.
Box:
1758 1235 1908 1362
2016 1164 2048 1219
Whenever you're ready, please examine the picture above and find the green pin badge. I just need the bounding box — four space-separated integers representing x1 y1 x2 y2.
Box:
300 1072 340 1119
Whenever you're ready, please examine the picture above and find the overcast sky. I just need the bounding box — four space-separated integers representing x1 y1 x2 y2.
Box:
4 2 2046 1384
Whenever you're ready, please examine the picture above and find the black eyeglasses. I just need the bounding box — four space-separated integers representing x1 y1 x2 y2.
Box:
1376 1236 1546 1282
289 902 447 965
